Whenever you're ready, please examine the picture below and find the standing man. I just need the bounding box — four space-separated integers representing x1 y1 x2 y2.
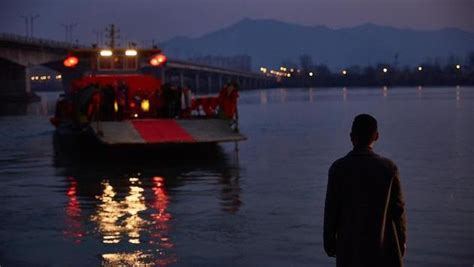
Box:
324 114 407 267
218 81 239 120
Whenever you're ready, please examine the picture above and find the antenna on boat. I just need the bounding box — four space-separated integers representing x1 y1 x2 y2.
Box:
105 24 120 48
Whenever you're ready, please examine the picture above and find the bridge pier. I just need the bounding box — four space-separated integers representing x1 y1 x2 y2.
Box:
195 73 200 92
179 71 184 88
0 59 39 101
219 74 224 89
207 75 212 94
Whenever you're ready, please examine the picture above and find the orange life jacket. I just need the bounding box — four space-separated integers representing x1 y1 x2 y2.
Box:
218 88 239 119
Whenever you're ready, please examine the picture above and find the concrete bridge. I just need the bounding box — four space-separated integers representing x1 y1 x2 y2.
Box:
163 60 274 95
0 33 73 100
0 33 275 101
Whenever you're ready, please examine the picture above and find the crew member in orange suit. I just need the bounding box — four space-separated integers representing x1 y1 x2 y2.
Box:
218 81 239 120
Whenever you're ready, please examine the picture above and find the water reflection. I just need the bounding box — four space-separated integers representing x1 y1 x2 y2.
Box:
456 86 461 102
90 176 176 266
260 90 267 105
309 88 314 103
279 88 288 103
91 180 133 245
63 176 83 243
59 147 240 266
0 102 29 116
101 251 157 267
417 86 423 98
219 165 242 214
150 176 172 246
0 92 59 116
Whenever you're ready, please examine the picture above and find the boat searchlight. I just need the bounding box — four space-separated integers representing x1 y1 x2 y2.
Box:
150 54 167 66
63 56 79 68
100 50 113 57
125 49 138 56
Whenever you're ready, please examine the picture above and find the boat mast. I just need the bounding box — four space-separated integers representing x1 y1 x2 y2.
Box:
105 24 120 48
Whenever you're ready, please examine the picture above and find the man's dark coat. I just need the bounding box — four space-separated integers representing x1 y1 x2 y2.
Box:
324 148 407 267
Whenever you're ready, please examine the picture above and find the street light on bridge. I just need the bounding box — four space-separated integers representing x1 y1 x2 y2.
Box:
19 14 40 38
61 23 78 43
29 14 40 38
19 15 29 37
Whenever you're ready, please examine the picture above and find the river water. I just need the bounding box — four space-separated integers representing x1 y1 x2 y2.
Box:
0 87 473 266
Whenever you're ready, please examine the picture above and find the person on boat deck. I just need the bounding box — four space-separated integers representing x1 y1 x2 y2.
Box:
324 114 407 267
218 81 239 120
100 85 115 121
162 83 180 118
154 85 165 118
114 80 128 120
179 85 193 117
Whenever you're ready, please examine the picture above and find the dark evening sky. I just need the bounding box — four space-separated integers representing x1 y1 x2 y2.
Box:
0 0 473 43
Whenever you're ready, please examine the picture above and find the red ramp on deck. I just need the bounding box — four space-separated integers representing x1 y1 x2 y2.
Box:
131 120 195 143
90 119 246 146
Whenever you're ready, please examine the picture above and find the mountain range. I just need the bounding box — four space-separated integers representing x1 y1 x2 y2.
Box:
160 18 474 70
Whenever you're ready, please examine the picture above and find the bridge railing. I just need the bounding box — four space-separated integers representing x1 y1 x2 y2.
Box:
167 59 270 79
0 33 76 49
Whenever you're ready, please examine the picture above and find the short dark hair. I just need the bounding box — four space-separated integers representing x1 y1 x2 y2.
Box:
351 114 378 144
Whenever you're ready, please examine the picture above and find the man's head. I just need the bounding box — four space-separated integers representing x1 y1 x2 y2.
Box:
350 114 379 147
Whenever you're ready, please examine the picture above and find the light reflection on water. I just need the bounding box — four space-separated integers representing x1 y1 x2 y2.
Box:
246 86 469 106
85 175 176 265
57 148 240 266
0 91 59 116
64 176 83 243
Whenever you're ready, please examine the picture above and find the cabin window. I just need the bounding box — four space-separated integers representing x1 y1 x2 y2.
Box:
113 56 124 70
97 55 137 70
124 57 137 69
98 57 113 70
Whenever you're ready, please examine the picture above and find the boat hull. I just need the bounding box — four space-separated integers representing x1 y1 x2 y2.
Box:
53 118 245 155
89 118 246 146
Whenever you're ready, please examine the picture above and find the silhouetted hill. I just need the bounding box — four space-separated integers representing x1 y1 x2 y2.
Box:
161 18 474 70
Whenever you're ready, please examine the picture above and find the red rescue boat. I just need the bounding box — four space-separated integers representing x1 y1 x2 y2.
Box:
50 46 246 149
